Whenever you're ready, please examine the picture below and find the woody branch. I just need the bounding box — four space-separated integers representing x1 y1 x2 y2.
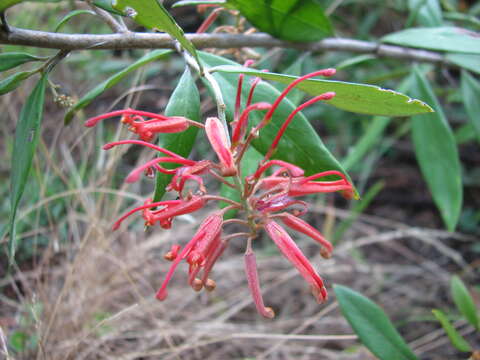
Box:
0 26 452 66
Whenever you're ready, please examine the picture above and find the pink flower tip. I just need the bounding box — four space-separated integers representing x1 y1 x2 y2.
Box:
84 119 96 127
322 91 336 100
321 68 336 77
156 289 168 301
125 173 140 183
205 117 237 176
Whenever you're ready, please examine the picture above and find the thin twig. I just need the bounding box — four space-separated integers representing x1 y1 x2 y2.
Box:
0 28 452 66
87 0 128 33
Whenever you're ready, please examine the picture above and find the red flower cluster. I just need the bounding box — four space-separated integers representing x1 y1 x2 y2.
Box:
86 66 354 318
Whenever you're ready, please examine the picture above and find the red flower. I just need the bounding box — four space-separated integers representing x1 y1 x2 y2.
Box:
86 66 356 318
85 108 202 142
264 220 328 303
156 212 225 300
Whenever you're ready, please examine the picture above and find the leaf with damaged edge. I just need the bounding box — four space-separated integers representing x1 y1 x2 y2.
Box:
212 65 433 116
64 49 172 124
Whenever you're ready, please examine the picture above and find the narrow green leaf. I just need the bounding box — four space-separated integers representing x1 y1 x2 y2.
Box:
0 53 44 72
212 65 433 116
200 52 354 186
444 11 480 29
432 309 472 352
112 0 199 66
92 0 124 15
54 9 96 32
333 181 384 242
343 117 389 170
451 276 479 330
382 27 480 54
334 285 419 360
153 68 201 202
407 0 442 27
220 146 263 219
0 71 36 96
173 0 227 7
448 54 480 75
409 67 462 231
447 53 480 75
64 49 172 123
455 123 476 144
460 71 480 143
8 74 48 263
335 54 376 70
227 0 333 42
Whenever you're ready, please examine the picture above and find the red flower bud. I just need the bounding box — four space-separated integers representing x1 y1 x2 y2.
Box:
205 117 237 176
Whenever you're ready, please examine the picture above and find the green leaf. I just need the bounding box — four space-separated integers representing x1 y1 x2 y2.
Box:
272 55 307 106
112 0 200 67
220 146 263 219
334 285 419 360
460 71 480 143
153 68 201 202
173 0 227 7
447 53 480 75
92 0 124 15
451 275 479 330
335 54 376 70
8 74 48 263
54 9 96 32
212 65 433 116
382 27 480 54
342 77 414 170
409 67 462 231
407 0 442 27
64 49 172 123
432 309 472 352
227 0 332 42
0 71 36 96
343 117 389 171
0 53 44 72
200 52 354 186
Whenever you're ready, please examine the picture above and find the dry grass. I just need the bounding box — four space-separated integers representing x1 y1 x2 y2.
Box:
1 54 478 360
